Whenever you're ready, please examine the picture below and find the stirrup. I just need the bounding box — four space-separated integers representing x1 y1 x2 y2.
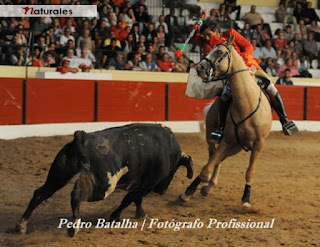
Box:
210 129 224 143
282 121 299 136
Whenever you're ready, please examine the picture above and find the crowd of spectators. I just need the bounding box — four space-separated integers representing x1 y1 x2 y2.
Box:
0 0 320 79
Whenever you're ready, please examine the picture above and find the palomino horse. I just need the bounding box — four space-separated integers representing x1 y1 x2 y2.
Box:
180 35 272 207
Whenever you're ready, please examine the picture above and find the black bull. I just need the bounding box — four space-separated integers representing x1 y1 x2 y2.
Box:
15 123 193 237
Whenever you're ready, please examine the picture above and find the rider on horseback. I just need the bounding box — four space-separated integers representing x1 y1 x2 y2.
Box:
191 24 298 140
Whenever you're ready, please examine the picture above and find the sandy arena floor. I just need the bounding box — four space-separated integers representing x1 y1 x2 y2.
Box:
0 131 319 247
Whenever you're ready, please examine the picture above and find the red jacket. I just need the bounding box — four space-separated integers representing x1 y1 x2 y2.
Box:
192 29 262 70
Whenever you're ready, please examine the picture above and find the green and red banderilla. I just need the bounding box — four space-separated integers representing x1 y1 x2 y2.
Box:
174 10 208 59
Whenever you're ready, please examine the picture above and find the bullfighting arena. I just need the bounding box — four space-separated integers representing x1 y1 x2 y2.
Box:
0 130 319 246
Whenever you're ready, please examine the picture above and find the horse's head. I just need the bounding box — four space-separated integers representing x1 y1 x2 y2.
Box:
196 35 235 82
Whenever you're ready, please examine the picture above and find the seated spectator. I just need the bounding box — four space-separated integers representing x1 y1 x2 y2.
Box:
252 38 262 61
303 32 318 65
298 55 312 77
77 28 95 53
263 57 277 77
307 20 320 41
157 52 173 72
135 4 150 34
63 39 76 56
106 52 129 70
241 5 264 28
302 1 319 25
121 33 136 56
62 48 79 68
140 52 160 71
125 8 136 28
56 58 79 73
118 13 128 29
63 18 76 34
128 52 143 71
155 15 169 34
216 3 232 29
10 46 26 66
293 2 304 23
283 25 295 41
34 36 48 52
33 17 48 38
292 33 303 55
103 30 122 48
101 38 122 68
52 18 64 44
76 44 96 66
47 42 60 66
41 53 56 67
60 28 75 47
261 39 277 61
275 2 298 29
251 24 268 46
15 25 27 45
78 48 93 69
156 24 167 47
224 0 241 20
143 22 157 46
277 58 300 77
242 22 252 41
110 21 128 42
135 34 147 52
275 49 285 67
274 30 288 50
156 45 166 60
94 19 109 48
173 57 188 73
276 68 294 85
165 8 180 43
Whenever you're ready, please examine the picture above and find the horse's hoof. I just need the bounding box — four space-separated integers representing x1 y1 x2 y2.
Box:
67 227 79 237
200 186 209 196
178 193 189 202
242 202 251 208
15 219 27 234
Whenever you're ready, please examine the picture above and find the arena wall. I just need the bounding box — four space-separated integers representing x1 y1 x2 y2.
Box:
1 77 320 127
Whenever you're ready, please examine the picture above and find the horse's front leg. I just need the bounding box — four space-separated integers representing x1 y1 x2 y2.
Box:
179 143 228 202
242 141 264 207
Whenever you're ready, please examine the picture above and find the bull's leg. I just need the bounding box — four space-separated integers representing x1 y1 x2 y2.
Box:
16 178 69 234
242 141 264 207
109 192 136 222
133 196 146 219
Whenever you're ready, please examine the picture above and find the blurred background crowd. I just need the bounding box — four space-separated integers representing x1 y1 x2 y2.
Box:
0 0 320 78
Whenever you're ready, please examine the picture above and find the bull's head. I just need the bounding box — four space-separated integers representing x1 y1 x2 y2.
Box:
196 35 235 82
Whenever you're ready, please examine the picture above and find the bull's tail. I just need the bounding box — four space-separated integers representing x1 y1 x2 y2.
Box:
178 153 193 179
73 130 91 170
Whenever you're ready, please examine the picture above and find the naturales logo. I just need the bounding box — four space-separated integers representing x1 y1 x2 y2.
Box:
22 6 73 15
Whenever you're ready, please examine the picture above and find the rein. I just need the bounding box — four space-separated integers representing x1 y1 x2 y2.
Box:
230 89 262 152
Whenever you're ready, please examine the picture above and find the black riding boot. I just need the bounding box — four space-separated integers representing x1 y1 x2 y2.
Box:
270 92 299 136
210 100 231 143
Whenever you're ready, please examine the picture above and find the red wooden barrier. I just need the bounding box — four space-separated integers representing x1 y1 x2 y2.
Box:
168 83 213 121
273 85 304 121
0 78 23 125
307 87 320 120
26 79 94 124
98 81 166 121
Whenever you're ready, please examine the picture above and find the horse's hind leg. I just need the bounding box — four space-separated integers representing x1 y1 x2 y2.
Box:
242 141 264 207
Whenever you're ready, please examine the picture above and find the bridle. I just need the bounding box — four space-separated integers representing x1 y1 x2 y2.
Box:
201 42 262 152
201 43 249 82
